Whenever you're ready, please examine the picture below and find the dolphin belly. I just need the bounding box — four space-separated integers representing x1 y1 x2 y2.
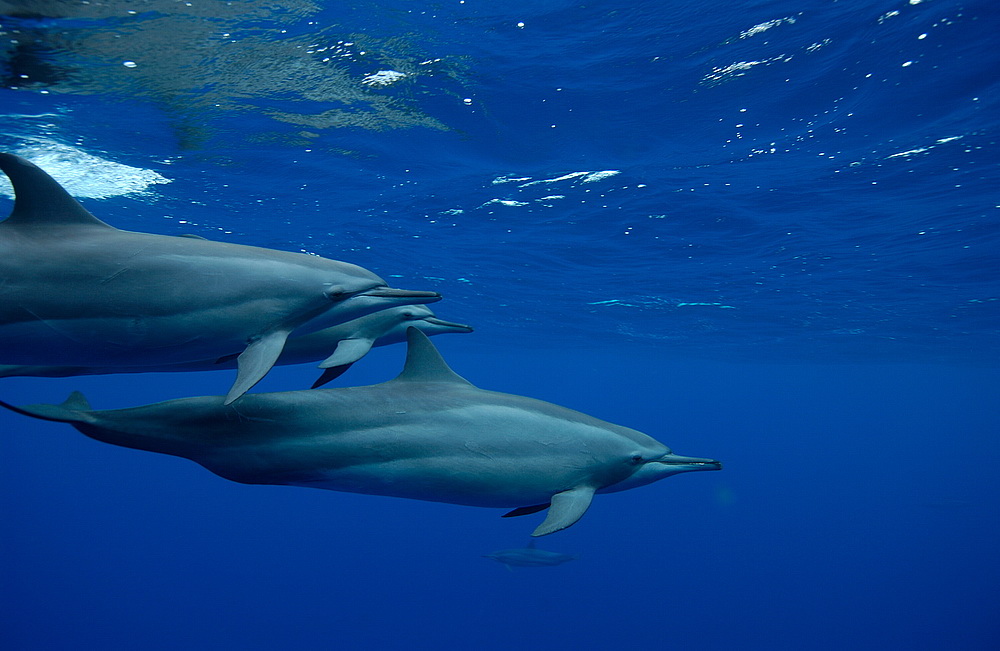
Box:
276 458 568 508
0 316 223 366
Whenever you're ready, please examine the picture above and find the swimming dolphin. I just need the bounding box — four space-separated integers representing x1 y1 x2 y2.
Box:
483 540 577 570
0 152 440 403
304 305 473 386
0 305 473 387
0 329 721 536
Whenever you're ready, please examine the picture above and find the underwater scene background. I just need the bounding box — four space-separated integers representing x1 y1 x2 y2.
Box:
1 1 998 649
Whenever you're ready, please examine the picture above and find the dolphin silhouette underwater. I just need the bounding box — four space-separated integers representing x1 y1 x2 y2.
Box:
484 540 577 569
0 152 440 403
0 304 473 387
0 328 721 536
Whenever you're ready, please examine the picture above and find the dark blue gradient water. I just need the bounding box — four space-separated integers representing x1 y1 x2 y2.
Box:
1 2 998 649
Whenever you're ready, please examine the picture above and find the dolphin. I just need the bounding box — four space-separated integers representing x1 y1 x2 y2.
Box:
0 305 473 387
483 540 577 570
0 152 440 403
0 328 721 536
304 305 473 386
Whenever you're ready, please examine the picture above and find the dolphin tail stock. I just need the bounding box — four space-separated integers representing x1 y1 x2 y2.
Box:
0 392 207 457
0 365 35 379
0 390 94 425
0 364 97 379
531 486 597 537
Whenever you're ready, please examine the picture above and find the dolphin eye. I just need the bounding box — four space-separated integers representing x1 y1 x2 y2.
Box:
630 454 644 464
324 286 347 300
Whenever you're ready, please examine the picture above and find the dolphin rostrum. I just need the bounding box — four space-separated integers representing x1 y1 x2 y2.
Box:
0 329 721 536
0 305 473 387
0 152 440 403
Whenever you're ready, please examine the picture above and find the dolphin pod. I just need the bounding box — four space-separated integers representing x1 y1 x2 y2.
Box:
0 152 721 536
0 329 721 536
0 153 440 403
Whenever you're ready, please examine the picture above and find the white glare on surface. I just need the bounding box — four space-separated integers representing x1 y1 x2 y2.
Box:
0 141 171 199
361 70 407 87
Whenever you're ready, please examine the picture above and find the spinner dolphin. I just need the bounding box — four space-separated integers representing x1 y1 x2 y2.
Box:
0 153 440 403
0 305 473 387
0 329 721 536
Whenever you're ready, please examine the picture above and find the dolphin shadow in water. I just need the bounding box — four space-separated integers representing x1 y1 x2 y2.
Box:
0 328 721 536
483 539 577 570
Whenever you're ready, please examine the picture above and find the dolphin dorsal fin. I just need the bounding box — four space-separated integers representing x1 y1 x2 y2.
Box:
0 153 114 229
59 390 93 412
391 327 473 385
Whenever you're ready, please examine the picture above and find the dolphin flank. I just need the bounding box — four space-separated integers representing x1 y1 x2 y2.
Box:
0 153 440 403
0 328 721 536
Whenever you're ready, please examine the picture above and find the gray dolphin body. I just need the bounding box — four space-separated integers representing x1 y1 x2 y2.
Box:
0 305 473 387
0 153 440 403
0 329 721 536
484 540 576 569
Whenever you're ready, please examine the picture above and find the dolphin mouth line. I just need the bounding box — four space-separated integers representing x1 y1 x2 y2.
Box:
361 287 442 300
660 460 723 470
424 316 474 331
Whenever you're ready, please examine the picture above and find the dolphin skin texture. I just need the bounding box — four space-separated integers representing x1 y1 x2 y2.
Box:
0 153 440 403
0 329 721 537
483 540 577 569
0 305 473 387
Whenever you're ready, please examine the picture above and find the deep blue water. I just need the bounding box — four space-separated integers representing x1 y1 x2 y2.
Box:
1 1 998 649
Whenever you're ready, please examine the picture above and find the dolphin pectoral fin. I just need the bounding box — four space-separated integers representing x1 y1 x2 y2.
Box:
502 504 550 518
311 362 353 389
226 330 291 405
531 486 596 537
318 337 375 368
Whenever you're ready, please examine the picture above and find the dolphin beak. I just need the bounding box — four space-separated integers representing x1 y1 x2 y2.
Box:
361 287 442 303
423 316 474 332
655 453 723 471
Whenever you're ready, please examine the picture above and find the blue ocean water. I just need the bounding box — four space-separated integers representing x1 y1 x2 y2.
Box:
1 1 998 649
